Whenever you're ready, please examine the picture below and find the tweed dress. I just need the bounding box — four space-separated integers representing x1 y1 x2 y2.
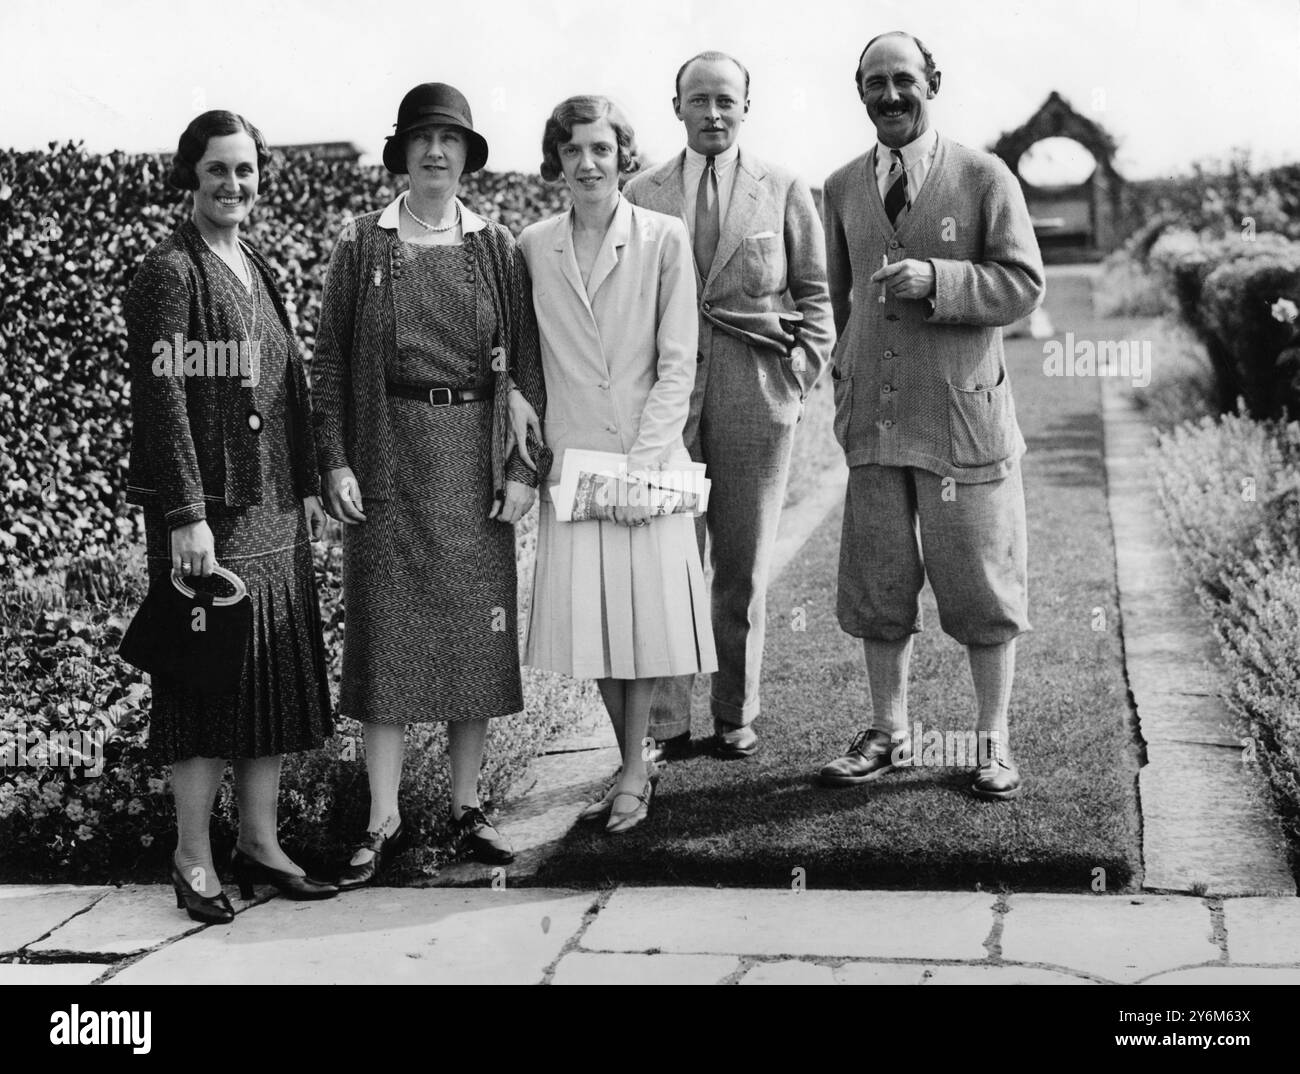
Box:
339 240 523 724
143 255 333 764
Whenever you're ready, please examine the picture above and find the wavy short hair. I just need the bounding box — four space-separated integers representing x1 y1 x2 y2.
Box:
540 96 639 183
168 110 274 193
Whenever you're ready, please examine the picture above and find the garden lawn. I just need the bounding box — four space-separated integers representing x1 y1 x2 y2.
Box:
534 272 1144 890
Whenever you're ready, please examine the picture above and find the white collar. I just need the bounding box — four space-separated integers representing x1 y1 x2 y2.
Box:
876 127 938 169
685 143 740 169
377 191 487 234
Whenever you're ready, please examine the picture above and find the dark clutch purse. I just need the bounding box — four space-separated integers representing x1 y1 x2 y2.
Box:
118 565 252 694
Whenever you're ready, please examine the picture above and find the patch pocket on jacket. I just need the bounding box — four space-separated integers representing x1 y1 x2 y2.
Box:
948 368 1017 468
832 367 853 452
741 233 783 297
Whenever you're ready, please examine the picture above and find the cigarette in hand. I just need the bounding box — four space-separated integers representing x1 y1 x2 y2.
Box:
879 254 888 304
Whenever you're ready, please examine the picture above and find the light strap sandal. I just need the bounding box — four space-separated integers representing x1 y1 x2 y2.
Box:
606 777 656 835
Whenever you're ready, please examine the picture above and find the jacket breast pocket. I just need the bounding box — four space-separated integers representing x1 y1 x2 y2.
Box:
741 233 783 297
947 368 1018 468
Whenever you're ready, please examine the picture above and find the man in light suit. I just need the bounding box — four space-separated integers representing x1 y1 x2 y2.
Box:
625 51 834 760
816 32 1044 798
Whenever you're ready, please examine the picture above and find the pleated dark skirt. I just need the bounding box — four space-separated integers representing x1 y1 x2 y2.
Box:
142 520 333 764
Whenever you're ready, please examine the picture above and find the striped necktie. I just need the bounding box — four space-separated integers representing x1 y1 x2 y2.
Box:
883 148 908 227
694 155 720 277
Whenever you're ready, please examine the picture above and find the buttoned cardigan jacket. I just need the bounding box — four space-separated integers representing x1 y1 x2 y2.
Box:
124 217 321 529
822 135 1045 483
517 198 697 480
311 196 546 499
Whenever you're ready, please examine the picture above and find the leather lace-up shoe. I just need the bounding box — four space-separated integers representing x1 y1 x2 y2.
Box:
817 729 912 787
971 734 1022 800
455 806 515 864
710 724 759 759
647 732 691 765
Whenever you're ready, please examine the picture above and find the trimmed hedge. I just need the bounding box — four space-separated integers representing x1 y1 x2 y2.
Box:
0 141 568 572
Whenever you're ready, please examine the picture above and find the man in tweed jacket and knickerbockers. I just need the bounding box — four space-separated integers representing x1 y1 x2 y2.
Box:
816 32 1045 798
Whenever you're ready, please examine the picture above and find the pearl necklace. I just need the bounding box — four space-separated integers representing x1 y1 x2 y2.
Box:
404 196 460 233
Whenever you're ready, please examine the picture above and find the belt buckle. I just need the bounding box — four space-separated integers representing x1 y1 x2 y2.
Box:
428 387 453 407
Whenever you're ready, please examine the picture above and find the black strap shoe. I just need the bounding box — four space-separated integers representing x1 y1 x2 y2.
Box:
231 847 340 901
336 818 409 891
170 856 235 925
454 805 515 864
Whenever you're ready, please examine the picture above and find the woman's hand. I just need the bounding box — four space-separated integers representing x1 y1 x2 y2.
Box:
506 387 542 470
611 474 652 528
171 520 217 578
303 495 327 541
323 467 367 524
490 479 536 524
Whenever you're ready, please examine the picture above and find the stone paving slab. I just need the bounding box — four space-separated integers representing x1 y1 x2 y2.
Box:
551 951 738 985
739 960 836 985
26 884 247 957
1140 743 1294 896
999 894 1218 983
1221 898 1300 964
0 963 107 985
106 888 591 985
580 889 995 961
1134 692 1243 748
924 964 1096 984
0 888 110 954
1141 966 1300 984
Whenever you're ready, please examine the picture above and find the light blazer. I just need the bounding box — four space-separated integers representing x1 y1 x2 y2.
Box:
518 197 698 481
622 149 834 398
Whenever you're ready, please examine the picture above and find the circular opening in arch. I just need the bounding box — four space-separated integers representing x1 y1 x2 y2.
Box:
1017 137 1097 187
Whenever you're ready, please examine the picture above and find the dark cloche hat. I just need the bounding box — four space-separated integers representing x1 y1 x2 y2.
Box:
383 82 489 175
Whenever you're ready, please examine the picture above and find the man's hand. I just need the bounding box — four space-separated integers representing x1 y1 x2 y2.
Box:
506 387 542 471
490 479 536 524
871 258 935 300
171 519 216 578
323 466 367 524
303 496 327 541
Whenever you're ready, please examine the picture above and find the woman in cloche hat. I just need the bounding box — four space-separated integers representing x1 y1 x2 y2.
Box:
312 83 549 886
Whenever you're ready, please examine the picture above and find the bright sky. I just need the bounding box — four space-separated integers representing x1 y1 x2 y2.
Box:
1 0 1296 184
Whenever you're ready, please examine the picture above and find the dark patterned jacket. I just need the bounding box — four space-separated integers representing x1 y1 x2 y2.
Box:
124 217 321 528
312 195 548 500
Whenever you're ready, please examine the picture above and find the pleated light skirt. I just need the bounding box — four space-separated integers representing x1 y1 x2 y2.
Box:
525 497 718 680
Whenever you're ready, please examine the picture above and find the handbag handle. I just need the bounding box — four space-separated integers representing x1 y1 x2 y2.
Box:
170 564 248 607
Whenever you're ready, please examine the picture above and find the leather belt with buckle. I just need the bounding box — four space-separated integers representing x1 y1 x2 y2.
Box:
385 381 494 407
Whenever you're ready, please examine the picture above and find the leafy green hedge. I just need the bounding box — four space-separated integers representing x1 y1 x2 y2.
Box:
1096 226 1300 418
0 142 589 882
1155 410 1300 861
0 141 568 572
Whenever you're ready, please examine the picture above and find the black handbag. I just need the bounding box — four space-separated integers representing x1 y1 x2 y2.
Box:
118 565 252 694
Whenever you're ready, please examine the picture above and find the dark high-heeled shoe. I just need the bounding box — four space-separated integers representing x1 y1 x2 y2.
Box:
230 847 340 901
336 818 410 892
169 857 235 925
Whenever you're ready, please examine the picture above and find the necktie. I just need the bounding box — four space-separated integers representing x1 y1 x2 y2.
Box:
883 148 908 228
694 155 720 278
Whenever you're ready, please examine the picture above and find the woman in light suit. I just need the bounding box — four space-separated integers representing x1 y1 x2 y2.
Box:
519 96 717 833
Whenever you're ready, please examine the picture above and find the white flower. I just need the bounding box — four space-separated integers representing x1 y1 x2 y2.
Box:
1271 298 1299 324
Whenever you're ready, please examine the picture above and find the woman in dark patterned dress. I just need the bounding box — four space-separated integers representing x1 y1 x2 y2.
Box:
125 111 338 923
313 84 547 886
